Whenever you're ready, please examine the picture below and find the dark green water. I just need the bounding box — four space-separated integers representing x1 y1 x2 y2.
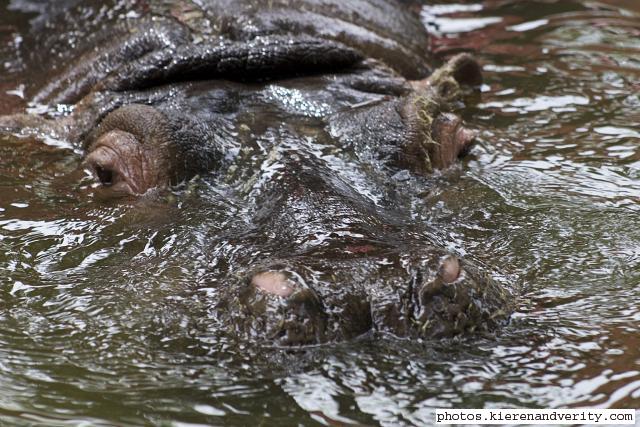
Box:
1 0 639 425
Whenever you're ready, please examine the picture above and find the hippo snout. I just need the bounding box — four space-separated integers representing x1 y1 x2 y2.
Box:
226 249 512 347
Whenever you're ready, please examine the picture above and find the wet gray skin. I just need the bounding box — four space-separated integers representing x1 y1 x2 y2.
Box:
0 0 513 346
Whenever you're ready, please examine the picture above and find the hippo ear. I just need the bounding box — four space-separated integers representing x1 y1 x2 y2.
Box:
447 53 483 87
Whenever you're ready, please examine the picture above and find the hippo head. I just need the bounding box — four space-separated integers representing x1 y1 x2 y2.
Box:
0 1 512 346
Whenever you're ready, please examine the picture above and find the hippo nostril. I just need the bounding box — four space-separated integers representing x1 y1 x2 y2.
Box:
95 165 114 186
439 255 461 284
252 271 295 297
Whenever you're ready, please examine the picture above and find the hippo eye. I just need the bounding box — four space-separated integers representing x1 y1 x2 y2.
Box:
95 165 115 186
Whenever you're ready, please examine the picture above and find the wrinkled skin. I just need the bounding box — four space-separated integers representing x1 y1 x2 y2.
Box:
0 0 514 346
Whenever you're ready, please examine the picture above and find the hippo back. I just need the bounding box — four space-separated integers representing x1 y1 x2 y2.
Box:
195 0 432 79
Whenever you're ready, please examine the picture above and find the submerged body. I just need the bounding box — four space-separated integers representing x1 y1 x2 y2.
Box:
0 0 513 346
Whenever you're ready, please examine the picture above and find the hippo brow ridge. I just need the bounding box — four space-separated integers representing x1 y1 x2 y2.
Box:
33 18 192 106
100 35 365 92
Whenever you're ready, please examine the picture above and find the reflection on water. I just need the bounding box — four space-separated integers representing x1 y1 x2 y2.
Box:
1 0 640 425
423 0 640 412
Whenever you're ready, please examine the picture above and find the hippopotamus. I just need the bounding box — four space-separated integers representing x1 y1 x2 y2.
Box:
0 0 513 346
